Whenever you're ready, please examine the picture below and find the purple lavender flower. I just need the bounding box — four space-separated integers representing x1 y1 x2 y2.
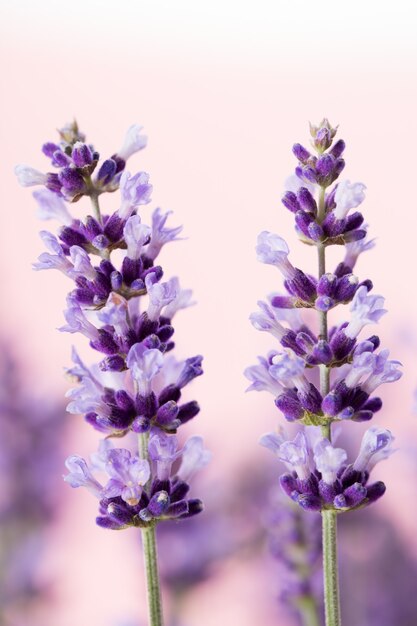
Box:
249 120 402 625
17 122 209 537
65 434 210 528
261 425 391 512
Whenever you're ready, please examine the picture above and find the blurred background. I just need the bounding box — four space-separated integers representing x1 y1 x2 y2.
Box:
1 1 417 624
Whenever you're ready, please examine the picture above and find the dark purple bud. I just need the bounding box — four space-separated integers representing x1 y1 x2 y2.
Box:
99 355 126 371
146 491 170 517
156 401 179 425
322 212 345 238
297 475 319 496
73 287 94 305
298 383 322 413
177 401 200 424
42 142 60 157
53 150 72 167
104 213 125 242
151 479 170 495
110 271 123 291
281 330 305 356
96 516 125 530
362 397 382 413
330 139 345 158
292 143 311 163
270 294 298 308
296 494 322 511
46 172 62 193
157 325 175 343
297 187 317 214
343 229 366 243
318 273 337 297
295 331 315 352
115 390 135 411
339 406 354 420
183 498 204 517
92 234 110 250
170 480 190 501
131 416 151 433
307 222 323 241
366 481 386 503
334 158 345 177
316 154 335 178
319 480 340 504
330 329 356 360
340 464 362 487
59 225 88 246
367 335 380 350
300 166 317 183
72 142 94 167
58 167 86 192
333 494 347 509
279 473 298 497
158 384 181 405
167 500 189 518
282 191 300 213
136 392 158 418
106 502 133 525
312 340 333 364
122 256 143 285
345 211 364 232
335 274 358 302
322 391 343 417
315 295 334 312
275 391 304 421
360 279 373 292
90 329 119 355
142 335 161 350
295 210 313 238
142 265 164 282
286 269 317 301
131 278 146 291
340 482 367 508
84 215 102 240
352 410 374 422
177 356 203 388
97 159 117 184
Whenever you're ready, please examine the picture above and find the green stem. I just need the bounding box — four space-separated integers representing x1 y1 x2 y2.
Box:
138 431 164 626
317 185 341 626
322 510 341 626
297 595 322 626
90 192 102 224
141 524 164 626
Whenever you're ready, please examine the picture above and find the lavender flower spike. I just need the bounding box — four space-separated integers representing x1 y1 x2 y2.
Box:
250 120 402 626
18 122 208 626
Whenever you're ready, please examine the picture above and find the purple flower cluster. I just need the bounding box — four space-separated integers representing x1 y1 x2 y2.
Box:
17 121 210 530
261 426 392 512
247 119 401 512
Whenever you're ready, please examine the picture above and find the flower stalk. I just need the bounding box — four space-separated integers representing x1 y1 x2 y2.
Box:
142 523 164 626
322 510 341 626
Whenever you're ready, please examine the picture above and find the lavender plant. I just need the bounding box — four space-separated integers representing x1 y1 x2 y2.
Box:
0 344 65 625
16 122 211 626
245 120 401 626
265 488 322 626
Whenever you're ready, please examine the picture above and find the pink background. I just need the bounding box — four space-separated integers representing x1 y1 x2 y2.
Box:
1 2 417 624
